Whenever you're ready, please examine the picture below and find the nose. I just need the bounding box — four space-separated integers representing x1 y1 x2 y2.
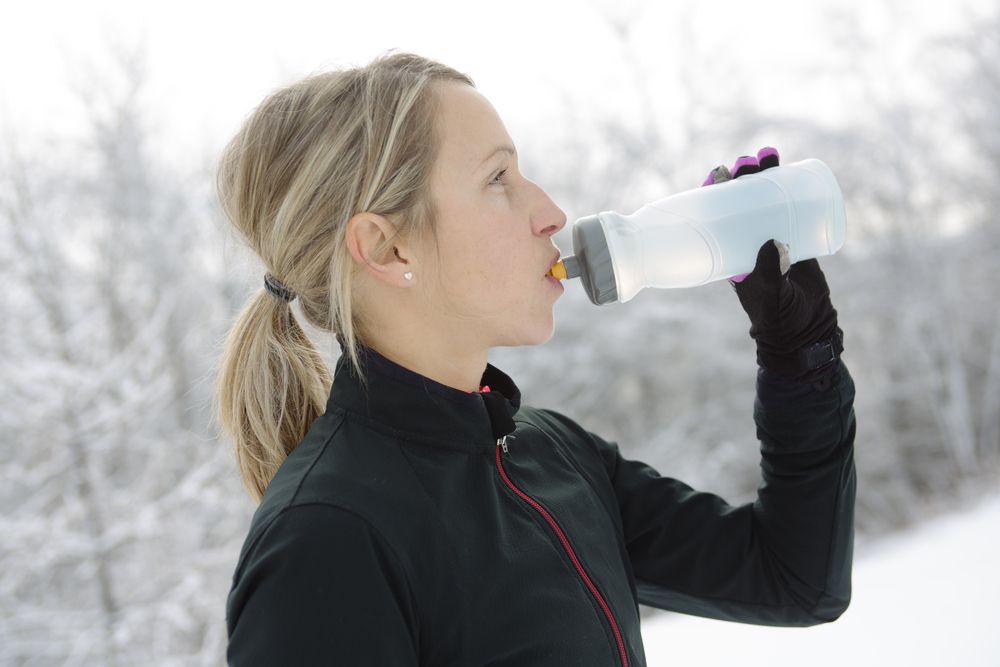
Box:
528 180 567 238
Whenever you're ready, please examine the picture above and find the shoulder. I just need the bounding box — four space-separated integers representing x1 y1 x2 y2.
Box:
229 415 428 620
234 404 429 576
513 403 623 483
516 404 597 441
515 404 617 454
233 502 408 587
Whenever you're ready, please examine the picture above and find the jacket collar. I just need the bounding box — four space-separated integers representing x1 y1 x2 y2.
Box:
326 346 521 452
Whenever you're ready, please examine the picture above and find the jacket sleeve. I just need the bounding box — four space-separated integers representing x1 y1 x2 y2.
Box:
605 363 856 626
226 504 419 666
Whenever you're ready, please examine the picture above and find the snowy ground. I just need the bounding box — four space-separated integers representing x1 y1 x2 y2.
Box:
641 495 1000 667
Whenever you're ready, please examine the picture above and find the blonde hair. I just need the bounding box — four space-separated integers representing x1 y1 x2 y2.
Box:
215 53 474 503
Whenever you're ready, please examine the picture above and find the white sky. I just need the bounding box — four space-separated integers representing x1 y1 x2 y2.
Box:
1 0 989 168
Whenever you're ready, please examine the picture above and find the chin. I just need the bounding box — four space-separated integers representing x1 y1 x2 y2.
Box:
490 325 554 350
489 305 557 349
512 319 556 348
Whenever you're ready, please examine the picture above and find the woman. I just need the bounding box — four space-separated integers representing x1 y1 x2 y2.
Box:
216 53 855 667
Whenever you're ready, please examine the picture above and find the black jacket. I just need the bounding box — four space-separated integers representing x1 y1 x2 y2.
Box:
226 350 856 666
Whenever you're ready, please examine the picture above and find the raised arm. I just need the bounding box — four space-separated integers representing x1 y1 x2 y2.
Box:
611 150 856 624
606 361 855 626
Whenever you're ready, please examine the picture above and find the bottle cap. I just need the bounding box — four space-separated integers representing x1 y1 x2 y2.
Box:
572 215 618 305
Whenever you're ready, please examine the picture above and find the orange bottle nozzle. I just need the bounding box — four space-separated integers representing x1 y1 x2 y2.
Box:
547 261 568 280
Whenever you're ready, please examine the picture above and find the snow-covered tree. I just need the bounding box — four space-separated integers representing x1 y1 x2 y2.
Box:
0 51 250 665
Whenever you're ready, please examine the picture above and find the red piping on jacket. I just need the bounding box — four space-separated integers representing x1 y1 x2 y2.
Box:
494 439 629 667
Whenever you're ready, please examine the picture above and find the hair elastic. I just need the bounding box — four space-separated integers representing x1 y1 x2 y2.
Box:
264 273 296 303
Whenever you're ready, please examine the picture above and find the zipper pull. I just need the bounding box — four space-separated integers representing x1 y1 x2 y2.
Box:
496 435 513 453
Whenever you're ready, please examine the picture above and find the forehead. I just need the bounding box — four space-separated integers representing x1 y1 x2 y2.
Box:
432 82 513 175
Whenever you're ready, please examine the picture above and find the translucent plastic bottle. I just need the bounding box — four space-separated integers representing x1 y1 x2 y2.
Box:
550 158 847 305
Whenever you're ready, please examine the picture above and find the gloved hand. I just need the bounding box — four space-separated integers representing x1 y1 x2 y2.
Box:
702 147 843 384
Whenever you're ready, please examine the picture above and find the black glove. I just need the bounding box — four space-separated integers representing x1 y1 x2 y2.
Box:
703 148 843 384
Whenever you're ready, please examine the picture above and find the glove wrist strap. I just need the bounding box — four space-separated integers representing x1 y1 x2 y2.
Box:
800 329 844 372
757 328 844 383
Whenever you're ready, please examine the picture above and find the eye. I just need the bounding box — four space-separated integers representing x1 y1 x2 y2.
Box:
490 168 508 186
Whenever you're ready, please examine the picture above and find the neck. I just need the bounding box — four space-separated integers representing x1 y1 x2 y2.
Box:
358 294 491 392
353 271 495 393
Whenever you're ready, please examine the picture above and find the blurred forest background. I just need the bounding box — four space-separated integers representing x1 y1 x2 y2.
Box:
2 2 999 665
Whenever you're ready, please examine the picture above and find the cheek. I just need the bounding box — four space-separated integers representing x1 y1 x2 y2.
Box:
431 199 540 313
436 210 517 284
438 242 528 317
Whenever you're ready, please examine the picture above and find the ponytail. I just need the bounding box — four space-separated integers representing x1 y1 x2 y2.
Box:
216 290 331 504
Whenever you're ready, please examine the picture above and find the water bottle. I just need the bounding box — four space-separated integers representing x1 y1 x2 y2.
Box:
549 158 847 305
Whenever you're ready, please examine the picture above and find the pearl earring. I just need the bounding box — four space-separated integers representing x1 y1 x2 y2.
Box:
404 272 413 281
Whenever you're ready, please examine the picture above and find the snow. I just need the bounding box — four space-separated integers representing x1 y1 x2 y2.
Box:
641 495 1000 666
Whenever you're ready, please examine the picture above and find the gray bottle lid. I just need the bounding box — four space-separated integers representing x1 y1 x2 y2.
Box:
570 214 619 305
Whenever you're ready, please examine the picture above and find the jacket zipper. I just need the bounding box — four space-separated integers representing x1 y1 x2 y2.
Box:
494 437 629 667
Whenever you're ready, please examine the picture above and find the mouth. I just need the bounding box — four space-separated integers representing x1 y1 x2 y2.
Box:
544 251 565 292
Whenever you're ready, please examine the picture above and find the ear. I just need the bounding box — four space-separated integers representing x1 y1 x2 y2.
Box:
345 212 413 287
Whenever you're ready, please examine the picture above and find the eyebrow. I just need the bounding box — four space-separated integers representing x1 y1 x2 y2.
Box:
477 146 516 171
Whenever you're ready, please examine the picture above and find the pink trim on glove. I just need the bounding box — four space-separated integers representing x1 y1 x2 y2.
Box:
731 155 760 178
